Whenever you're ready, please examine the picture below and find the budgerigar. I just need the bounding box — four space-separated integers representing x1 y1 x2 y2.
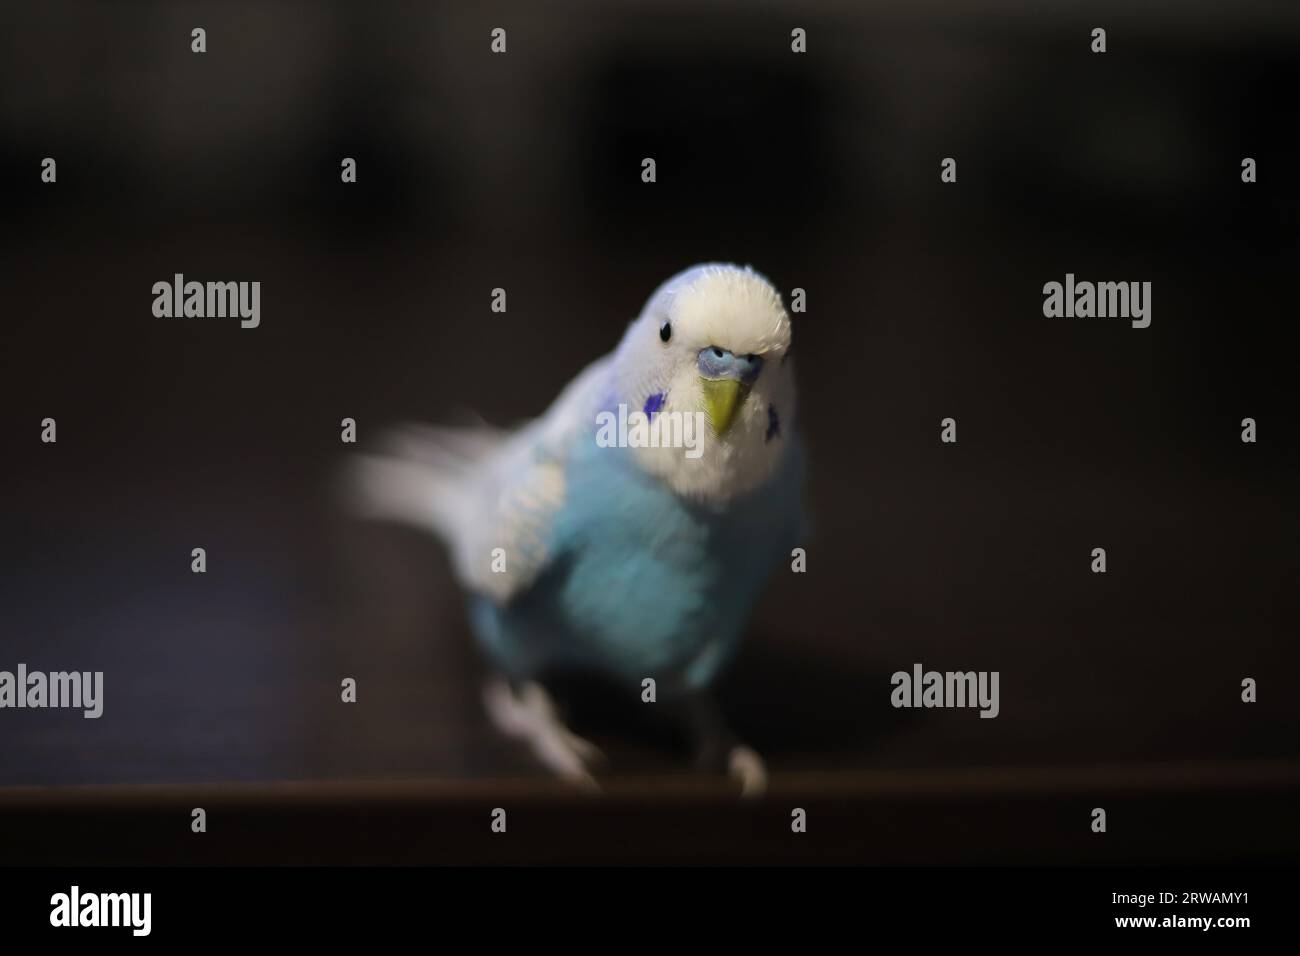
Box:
351 263 804 795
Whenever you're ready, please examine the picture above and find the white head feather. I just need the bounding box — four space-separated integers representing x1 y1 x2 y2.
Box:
608 263 796 504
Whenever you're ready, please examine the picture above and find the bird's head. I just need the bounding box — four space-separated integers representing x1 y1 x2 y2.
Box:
609 263 796 503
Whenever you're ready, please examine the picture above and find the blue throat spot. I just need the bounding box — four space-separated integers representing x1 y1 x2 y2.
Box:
766 404 781 442
644 392 666 417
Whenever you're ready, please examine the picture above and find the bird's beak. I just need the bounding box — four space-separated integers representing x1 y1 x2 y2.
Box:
700 377 749 437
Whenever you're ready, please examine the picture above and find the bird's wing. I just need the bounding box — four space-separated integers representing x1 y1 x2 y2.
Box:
348 354 613 604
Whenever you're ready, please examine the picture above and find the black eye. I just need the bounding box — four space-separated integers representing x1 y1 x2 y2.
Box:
659 321 672 342
712 347 723 358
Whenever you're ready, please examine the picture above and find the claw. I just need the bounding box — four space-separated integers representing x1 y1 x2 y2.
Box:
561 730 607 767
483 678 604 792
727 745 767 799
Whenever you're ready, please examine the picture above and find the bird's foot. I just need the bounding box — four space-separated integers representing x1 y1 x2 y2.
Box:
483 678 605 793
684 694 768 799
695 740 767 799
726 744 768 799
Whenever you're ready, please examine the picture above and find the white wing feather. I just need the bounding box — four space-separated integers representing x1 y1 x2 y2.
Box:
347 355 612 603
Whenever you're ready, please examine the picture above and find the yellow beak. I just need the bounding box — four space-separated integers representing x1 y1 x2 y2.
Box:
700 377 749 437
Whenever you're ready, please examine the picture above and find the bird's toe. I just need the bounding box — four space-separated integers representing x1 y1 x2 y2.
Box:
727 745 768 799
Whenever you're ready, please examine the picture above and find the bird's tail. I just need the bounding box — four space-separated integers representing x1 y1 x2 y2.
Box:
344 422 507 543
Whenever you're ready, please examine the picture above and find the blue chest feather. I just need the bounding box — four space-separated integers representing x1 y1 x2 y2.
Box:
470 430 804 692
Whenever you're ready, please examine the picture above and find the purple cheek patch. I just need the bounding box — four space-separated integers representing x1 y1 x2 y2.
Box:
644 392 666 417
766 404 781 442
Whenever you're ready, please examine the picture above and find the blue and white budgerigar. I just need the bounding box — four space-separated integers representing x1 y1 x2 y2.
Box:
351 263 804 795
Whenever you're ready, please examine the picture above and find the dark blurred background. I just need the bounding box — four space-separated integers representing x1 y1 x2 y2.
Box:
0 1 1297 863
